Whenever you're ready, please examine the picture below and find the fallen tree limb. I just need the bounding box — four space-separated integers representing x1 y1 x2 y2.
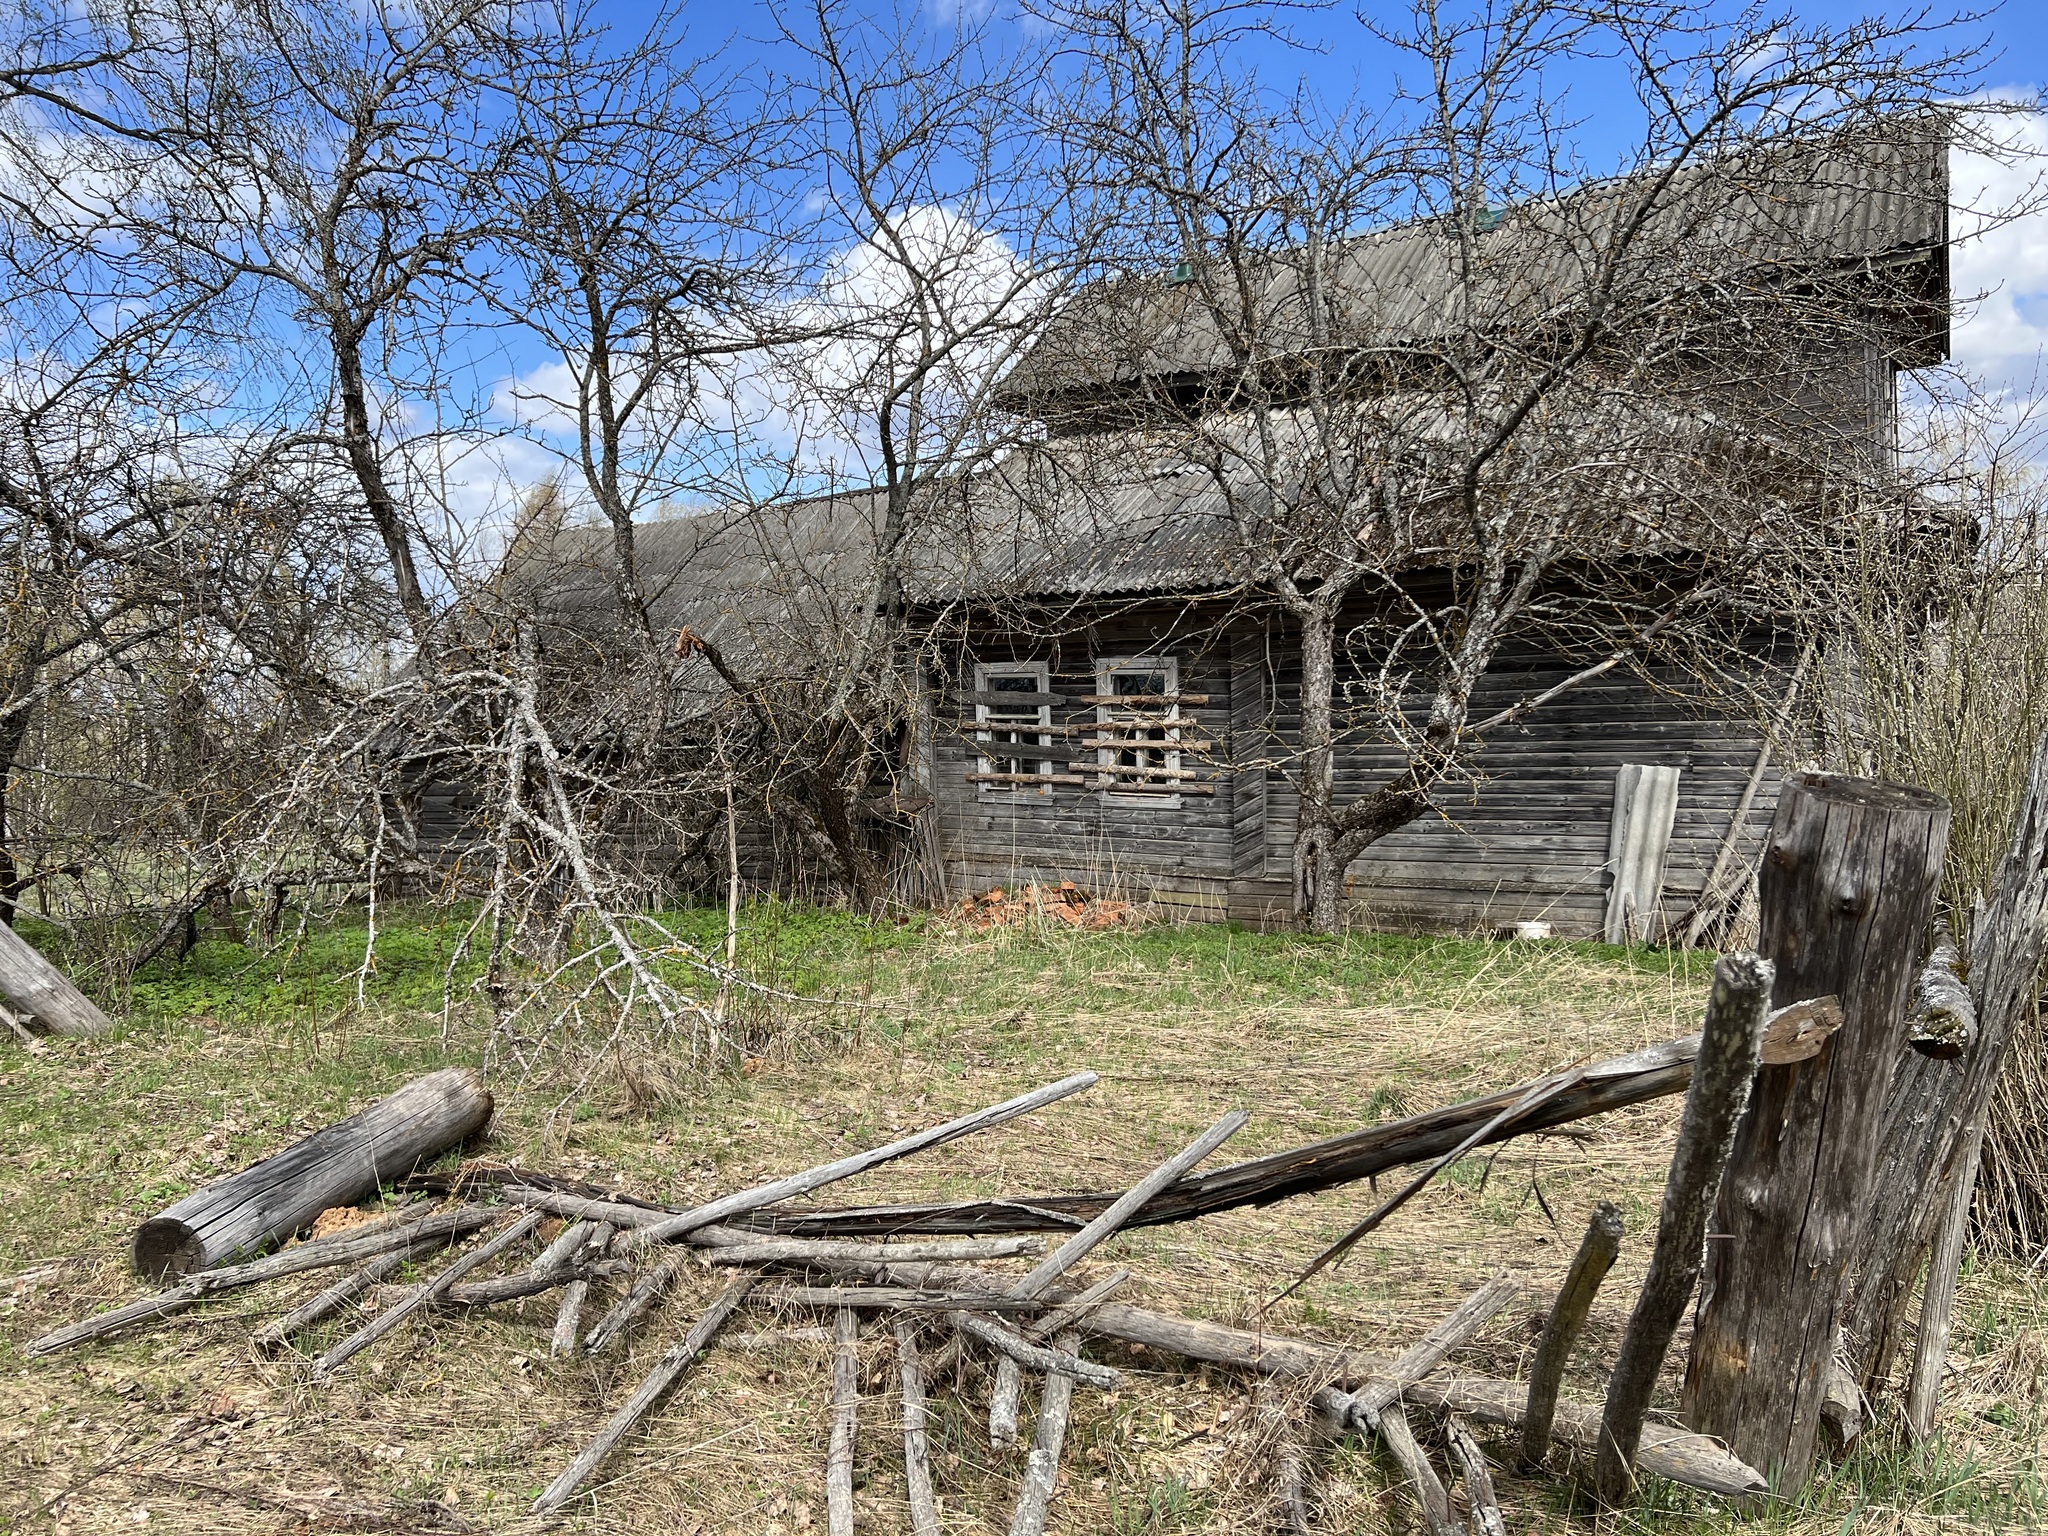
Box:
949 1311 1123 1389
1008 1328 1082 1536
27 1207 494 1357
133 1068 494 1279
1317 1274 1521 1432
1376 1402 1460 1536
585 1251 694 1355
705 1000 1838 1239
0 916 111 1038
253 1251 411 1354
1521 1201 1622 1467
896 1321 941 1536
553 1222 612 1357
1448 1415 1508 1536
827 1307 859 1536
705 1235 1045 1268
531 1277 755 1514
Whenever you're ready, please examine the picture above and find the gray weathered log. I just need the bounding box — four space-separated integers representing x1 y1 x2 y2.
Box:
1906 1113 1987 1440
1008 1329 1081 1536
625 1072 1098 1250
950 1310 1122 1388
1686 775 1950 1493
989 1355 1024 1451
1257 1378 1313 1535
1521 1201 1623 1468
1447 1415 1507 1536
25 1206 493 1357
552 1221 613 1357
0 916 111 1037
757 1284 1036 1312
532 1276 754 1514
1377 1402 1462 1536
584 1251 694 1355
133 1067 494 1280
1842 732 2048 1395
1025 1267 1130 1339
1820 1331 1864 1449
827 1306 859 1536
441 1258 630 1308
896 1321 941 1536
312 1209 541 1377
253 1250 410 1354
716 999 1838 1240
1601 952 1773 1503
1319 1274 1521 1432
842 1256 1764 1496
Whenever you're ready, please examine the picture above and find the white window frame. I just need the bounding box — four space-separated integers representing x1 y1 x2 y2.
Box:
1095 655 1182 807
974 661 1053 795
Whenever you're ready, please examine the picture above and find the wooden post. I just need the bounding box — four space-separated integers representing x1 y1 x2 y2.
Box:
1598 953 1773 1503
132 1067 494 1279
1683 773 1949 1492
1520 1201 1623 1468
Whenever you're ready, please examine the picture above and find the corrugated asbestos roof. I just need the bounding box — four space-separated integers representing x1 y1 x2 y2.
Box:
1001 125 1949 403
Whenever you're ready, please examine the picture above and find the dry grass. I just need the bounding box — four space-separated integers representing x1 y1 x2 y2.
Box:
3 909 2045 1534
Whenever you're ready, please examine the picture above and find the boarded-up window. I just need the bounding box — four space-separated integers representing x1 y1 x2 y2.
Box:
975 663 1052 793
1095 656 1181 804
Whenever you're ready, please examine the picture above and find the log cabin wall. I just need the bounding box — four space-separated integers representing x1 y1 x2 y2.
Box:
928 600 1791 939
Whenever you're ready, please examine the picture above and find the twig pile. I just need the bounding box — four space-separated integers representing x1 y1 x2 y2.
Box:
949 882 1137 931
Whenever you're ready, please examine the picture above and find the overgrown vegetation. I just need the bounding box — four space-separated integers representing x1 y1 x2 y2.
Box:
5 908 2046 1533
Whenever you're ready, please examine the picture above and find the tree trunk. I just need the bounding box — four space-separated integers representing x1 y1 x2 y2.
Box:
1293 604 1344 932
331 321 431 642
1684 773 1949 1493
132 1067 494 1279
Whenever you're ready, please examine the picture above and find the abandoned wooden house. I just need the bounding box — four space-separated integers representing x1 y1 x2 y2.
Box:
482 126 1952 940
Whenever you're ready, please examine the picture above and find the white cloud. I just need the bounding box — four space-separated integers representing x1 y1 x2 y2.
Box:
1951 108 2048 393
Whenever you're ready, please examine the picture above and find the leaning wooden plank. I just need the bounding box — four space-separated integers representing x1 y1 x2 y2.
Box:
1007 1329 1082 1536
1447 1415 1508 1536
730 1000 1838 1239
1906 1111 1989 1440
949 1311 1123 1389
1009 1109 1247 1301
253 1251 411 1354
1521 1201 1623 1467
312 1209 541 1378
584 1251 695 1355
705 1235 1045 1267
1376 1402 1461 1536
133 1067 494 1279
1320 1274 1521 1431
1598 952 1773 1504
896 1321 942 1536
553 1221 613 1357
626 1072 1099 1250
0 918 111 1037
827 1307 859 1536
26 1207 494 1357
531 1277 755 1514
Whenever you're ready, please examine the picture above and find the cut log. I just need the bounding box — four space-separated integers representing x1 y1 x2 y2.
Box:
1906 937 1976 1060
253 1251 410 1354
553 1221 613 1357
712 998 1838 1239
1008 1329 1081 1536
827 1307 859 1536
0 917 111 1037
949 1311 1122 1389
1686 774 1949 1494
132 1067 494 1280
312 1209 541 1377
896 1321 941 1536
1600 953 1772 1503
625 1072 1098 1250
1521 1201 1622 1468
1318 1274 1521 1432
532 1276 754 1514
25 1206 494 1357
1447 1415 1507 1536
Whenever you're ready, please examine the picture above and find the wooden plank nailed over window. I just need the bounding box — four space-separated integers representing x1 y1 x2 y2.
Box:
966 772 1089 787
1074 693 1210 706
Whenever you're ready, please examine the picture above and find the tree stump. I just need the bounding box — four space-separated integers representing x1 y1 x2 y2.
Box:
1683 773 1948 1492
